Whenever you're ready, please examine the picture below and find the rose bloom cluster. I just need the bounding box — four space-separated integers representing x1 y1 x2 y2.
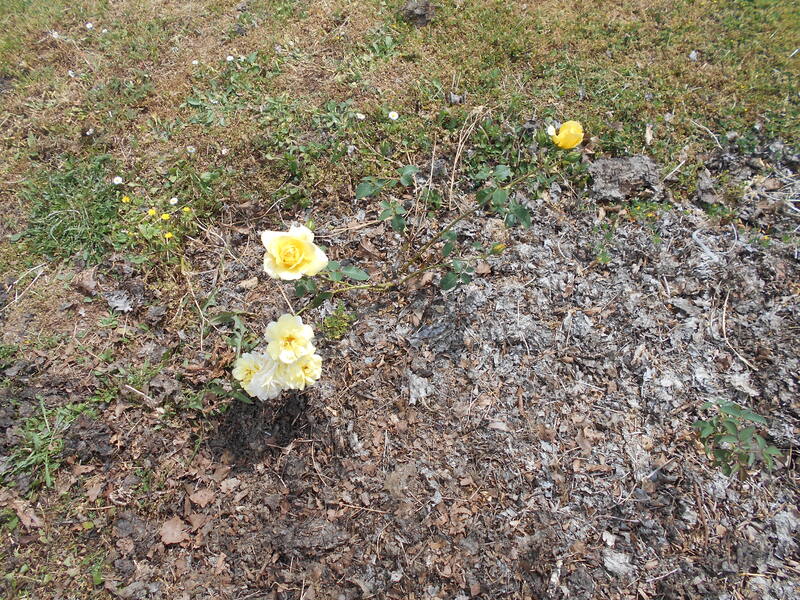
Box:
232 225 329 400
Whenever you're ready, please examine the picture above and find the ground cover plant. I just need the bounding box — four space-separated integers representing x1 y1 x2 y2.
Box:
0 0 799 598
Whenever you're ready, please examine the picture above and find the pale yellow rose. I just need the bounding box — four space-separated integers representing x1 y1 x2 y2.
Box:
277 353 322 390
233 352 283 400
232 352 268 385
265 314 315 364
246 361 283 401
547 121 584 150
261 225 328 280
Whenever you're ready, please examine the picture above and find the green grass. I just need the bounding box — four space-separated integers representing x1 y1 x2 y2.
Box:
1 399 96 492
19 154 121 262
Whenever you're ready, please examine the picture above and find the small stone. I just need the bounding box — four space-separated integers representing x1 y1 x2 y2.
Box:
238 276 259 290
401 0 435 26
602 550 635 576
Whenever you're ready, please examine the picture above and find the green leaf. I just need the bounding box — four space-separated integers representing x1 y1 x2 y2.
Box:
440 271 459 291
379 208 394 220
738 426 755 442
309 291 333 309
390 215 405 232
493 164 512 182
719 402 743 417
474 166 491 181
294 278 317 297
742 410 767 425
355 181 378 199
510 202 532 228
442 241 455 257
718 435 738 445
491 187 509 206
398 165 420 186
442 231 457 241
476 188 493 206
340 265 370 281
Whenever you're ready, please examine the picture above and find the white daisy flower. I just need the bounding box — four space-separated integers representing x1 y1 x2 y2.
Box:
388 111 399 121
68 70 76 78
112 176 123 185
85 128 95 136
355 113 366 120
186 146 196 154
226 55 234 62
101 28 108 34
221 148 229 156
169 197 178 205
191 59 199 65
85 22 93 30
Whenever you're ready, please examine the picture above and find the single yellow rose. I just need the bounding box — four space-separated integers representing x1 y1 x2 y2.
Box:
233 351 283 400
265 314 315 364
547 121 584 149
261 225 328 280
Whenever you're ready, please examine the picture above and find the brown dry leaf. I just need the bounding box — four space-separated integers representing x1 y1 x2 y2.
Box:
12 500 44 529
86 481 105 502
475 261 491 275
159 516 189 545
188 513 211 531
487 421 511 433
71 464 95 476
213 552 227 575
189 488 215 508
220 477 240 494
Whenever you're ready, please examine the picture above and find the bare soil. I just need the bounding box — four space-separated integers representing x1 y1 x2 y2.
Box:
1 148 799 599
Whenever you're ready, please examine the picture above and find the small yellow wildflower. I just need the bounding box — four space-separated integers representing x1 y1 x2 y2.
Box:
161 213 171 221
164 231 174 239
547 121 584 150
148 208 157 216
121 196 131 203
182 206 191 213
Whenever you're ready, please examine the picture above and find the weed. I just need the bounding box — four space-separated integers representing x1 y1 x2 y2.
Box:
694 401 782 477
322 303 356 340
20 155 120 262
0 343 17 369
2 399 96 490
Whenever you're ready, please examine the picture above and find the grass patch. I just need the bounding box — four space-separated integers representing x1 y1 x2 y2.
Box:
20 154 121 263
1 399 96 492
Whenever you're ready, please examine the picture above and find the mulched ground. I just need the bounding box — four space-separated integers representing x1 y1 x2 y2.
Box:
1 147 799 599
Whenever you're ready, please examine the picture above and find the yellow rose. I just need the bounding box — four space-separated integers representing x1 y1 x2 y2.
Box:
232 351 268 385
277 353 322 390
547 121 584 149
265 314 315 364
261 225 328 280
233 352 282 400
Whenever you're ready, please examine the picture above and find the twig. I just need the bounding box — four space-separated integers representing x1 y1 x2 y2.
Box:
448 106 487 207
662 160 686 183
338 502 389 514
0 264 46 314
722 291 758 371
124 384 155 405
691 119 723 150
